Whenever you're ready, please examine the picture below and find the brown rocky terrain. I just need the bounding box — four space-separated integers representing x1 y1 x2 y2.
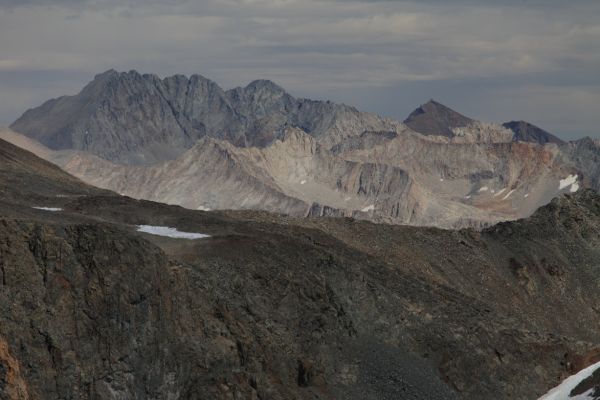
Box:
0 137 599 399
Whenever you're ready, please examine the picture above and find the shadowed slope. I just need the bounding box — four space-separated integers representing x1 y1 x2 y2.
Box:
0 141 599 399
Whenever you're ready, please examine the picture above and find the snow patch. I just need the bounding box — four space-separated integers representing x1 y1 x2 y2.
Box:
197 205 211 211
538 361 600 400
440 178 444 182
361 205 375 212
136 225 210 240
33 207 62 212
570 182 579 193
524 193 530 198
344 196 352 201
501 189 516 200
493 188 506 197
559 175 578 190
300 180 306 185
465 195 471 199
478 186 489 192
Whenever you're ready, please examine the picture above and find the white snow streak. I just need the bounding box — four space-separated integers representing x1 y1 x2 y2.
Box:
478 186 489 192
361 205 375 212
136 225 210 239
502 189 516 200
493 188 507 197
197 205 211 211
300 180 307 185
33 207 62 212
524 193 530 198
538 361 600 399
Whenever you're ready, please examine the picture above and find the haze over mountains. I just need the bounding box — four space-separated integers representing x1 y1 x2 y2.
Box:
6 69 598 230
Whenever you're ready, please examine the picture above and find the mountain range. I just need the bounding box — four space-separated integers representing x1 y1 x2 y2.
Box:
1 133 600 399
1 69 600 399
5 70 599 229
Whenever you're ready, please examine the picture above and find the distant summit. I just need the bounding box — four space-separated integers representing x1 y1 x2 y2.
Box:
10 69 399 165
502 120 565 145
404 101 567 145
3 70 598 231
404 100 474 137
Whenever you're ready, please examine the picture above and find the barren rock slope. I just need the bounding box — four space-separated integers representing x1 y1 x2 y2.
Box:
1 138 600 399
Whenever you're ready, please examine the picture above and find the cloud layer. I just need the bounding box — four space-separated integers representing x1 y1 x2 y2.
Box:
0 0 598 139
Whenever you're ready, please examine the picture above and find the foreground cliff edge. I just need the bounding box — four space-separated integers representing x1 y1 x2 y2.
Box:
1 137 600 399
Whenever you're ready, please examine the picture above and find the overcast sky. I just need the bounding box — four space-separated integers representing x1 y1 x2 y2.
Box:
0 0 598 140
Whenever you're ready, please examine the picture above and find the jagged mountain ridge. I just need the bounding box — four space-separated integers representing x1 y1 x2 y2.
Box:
10 70 403 165
2 123 592 229
1 140 600 399
10 70 563 167
7 69 596 229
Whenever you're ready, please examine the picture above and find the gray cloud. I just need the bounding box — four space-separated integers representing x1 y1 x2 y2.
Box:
0 0 598 139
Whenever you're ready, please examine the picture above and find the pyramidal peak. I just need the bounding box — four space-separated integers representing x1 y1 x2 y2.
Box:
502 120 565 145
404 99 474 137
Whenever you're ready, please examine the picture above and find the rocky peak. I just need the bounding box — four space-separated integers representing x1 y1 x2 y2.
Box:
502 120 565 145
404 99 474 137
188 73 221 89
92 68 118 81
80 69 151 99
244 79 287 95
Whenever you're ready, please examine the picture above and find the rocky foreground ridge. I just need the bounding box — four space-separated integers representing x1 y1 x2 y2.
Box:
0 138 600 399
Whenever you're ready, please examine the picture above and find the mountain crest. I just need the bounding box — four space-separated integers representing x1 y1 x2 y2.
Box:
404 99 474 137
502 120 565 145
245 79 286 93
11 70 401 164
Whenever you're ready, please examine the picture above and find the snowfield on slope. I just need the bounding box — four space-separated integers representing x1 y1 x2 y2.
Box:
538 361 600 399
361 204 375 212
33 206 62 212
137 225 210 239
559 175 579 192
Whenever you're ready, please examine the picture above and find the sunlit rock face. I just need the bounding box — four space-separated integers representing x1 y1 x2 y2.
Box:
6 71 600 229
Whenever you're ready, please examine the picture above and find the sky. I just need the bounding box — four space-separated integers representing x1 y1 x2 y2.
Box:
0 0 599 140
